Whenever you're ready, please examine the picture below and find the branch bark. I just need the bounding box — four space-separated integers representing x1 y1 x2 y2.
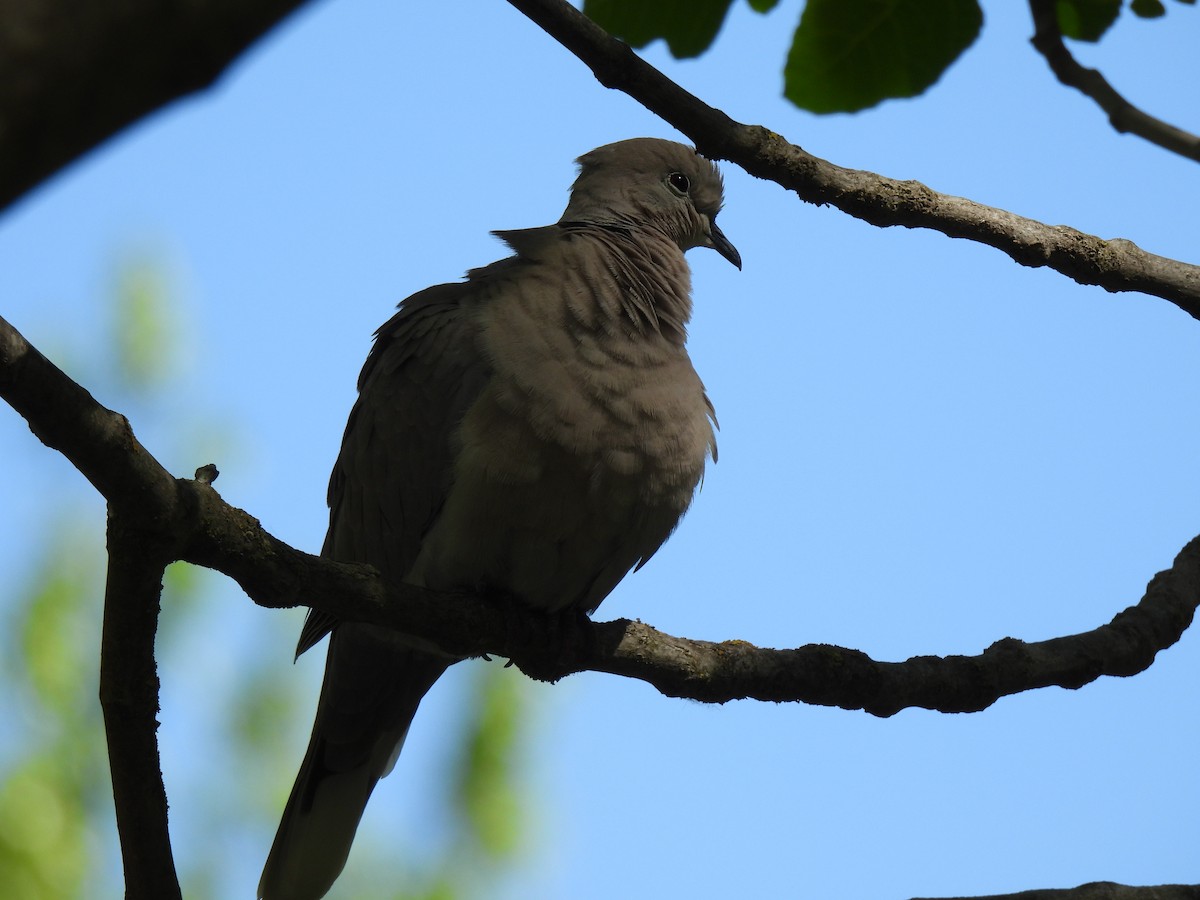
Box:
187 499 1200 714
914 883 1200 900
6 0 1198 320
100 516 181 900
1028 0 1200 163
506 0 1200 322
4 313 1197 716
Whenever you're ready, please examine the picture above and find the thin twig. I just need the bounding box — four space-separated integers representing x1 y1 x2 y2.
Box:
1028 0 1200 163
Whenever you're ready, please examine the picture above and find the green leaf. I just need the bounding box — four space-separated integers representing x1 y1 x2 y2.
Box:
784 0 984 114
1055 0 1121 41
584 0 736 58
1131 0 1167 15
747 0 782 11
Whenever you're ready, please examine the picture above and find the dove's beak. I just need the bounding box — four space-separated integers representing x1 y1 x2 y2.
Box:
707 220 741 270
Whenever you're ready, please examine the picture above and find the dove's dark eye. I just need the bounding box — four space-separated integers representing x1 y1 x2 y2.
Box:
668 172 690 195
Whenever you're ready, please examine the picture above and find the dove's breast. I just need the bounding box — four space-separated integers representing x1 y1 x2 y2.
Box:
406 232 715 614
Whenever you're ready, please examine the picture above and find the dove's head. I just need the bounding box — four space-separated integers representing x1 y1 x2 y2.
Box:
563 138 741 269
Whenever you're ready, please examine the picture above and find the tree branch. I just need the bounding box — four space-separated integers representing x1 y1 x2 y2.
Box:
192 499 1200 715
0 311 186 895
0 0 312 212
1028 0 1200 163
505 0 1200 322
4 4 1196 894
99 515 182 900
914 882 1200 900
6 0 1198 319
3 313 1197 717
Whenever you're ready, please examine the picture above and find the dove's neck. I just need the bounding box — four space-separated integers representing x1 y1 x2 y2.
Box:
496 224 695 347
582 223 694 346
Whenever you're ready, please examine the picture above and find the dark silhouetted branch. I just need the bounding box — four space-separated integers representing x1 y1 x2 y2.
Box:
914 881 1200 900
1029 0 1200 163
0 0 312 212
100 518 182 900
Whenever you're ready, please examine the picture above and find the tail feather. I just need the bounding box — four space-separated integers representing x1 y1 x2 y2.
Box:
259 623 448 900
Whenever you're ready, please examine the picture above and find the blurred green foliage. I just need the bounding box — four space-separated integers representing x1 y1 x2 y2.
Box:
0 256 536 897
0 520 106 900
111 258 178 391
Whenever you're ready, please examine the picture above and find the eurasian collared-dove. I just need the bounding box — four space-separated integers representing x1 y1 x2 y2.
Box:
258 138 739 900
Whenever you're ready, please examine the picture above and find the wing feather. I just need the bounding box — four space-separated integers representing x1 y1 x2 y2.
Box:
297 281 490 654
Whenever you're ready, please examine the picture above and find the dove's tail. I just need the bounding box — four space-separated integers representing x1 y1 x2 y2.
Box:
258 624 448 900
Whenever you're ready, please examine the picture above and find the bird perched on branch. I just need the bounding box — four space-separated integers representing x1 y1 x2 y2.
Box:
259 137 740 900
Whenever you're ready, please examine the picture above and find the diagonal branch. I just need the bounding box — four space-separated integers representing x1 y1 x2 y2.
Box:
7 0 1199 320
505 0 1200 321
3 313 1197 718
1028 0 1200 163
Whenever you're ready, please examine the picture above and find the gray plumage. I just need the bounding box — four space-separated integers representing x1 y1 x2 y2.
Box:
258 138 739 900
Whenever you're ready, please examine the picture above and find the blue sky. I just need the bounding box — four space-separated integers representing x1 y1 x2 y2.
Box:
2 0 1198 897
